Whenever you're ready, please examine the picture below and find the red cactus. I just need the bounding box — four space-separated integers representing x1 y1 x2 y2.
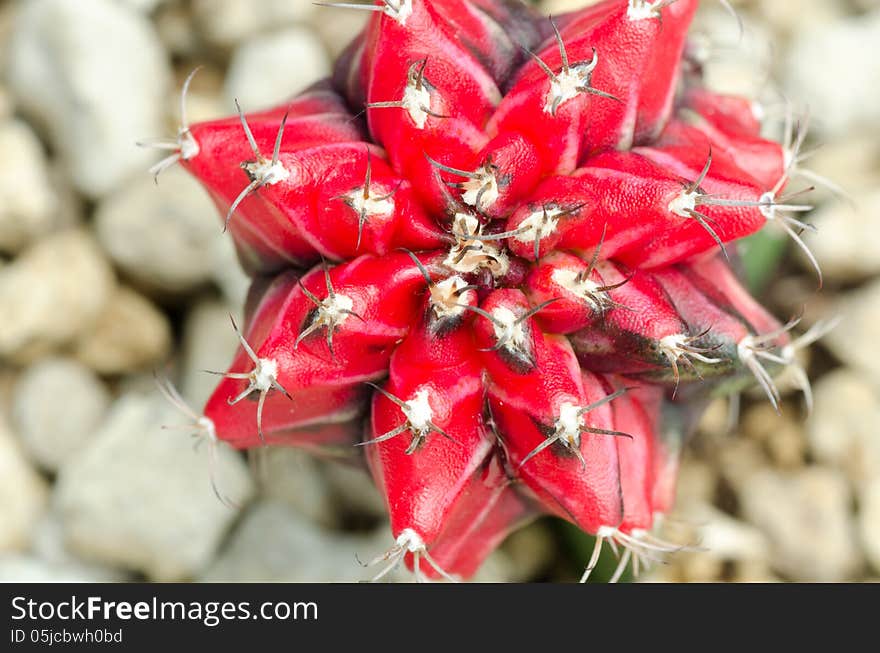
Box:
146 0 824 582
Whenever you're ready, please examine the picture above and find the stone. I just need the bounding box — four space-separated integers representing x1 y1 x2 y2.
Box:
784 9 880 137
30 513 130 582
94 167 223 296
694 7 775 99
202 501 405 582
0 555 123 583
210 233 252 306
225 27 330 111
0 419 50 552
750 0 846 37
0 85 12 121
675 458 718 506
155 4 202 59
802 137 880 203
738 467 862 581
0 119 58 253
257 448 337 528
823 279 880 386
0 230 115 363
806 190 880 283
859 480 880 574
742 403 806 469
6 0 171 198
12 357 110 472
808 368 880 487
54 393 255 581
192 0 317 49
117 0 168 13
312 10 368 58
716 437 768 494
321 460 388 520
73 286 172 375
180 299 242 409
655 502 775 583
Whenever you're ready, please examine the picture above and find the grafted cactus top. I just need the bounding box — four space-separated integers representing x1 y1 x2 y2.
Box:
157 0 817 581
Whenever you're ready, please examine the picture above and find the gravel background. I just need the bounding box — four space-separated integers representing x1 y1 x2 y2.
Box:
0 0 877 583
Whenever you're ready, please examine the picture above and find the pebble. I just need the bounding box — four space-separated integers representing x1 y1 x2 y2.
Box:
30 513 130 582
94 167 224 296
0 230 115 363
54 393 255 581
192 0 317 49
808 368 880 487
257 448 337 528
312 10 368 58
802 136 880 201
823 278 880 387
738 467 863 581
202 501 402 583
653 502 774 583
0 555 123 583
807 190 880 283
716 437 768 494
225 27 331 110
0 120 58 254
321 461 388 521
859 480 880 574
73 286 172 375
118 0 168 13
750 0 846 37
210 234 252 307
693 7 774 99
0 419 50 552
784 9 880 137
12 358 110 472
6 0 170 198
155 3 201 59
180 299 242 409
742 403 806 469
0 86 12 120
675 458 719 506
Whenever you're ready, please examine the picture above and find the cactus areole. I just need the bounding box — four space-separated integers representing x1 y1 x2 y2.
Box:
152 0 823 582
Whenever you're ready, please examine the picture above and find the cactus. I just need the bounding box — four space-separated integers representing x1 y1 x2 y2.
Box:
145 0 828 582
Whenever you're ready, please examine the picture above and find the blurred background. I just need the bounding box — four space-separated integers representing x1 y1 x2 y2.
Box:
0 0 877 582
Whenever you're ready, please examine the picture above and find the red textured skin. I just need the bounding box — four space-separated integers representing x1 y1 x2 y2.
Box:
610 382 661 533
656 117 786 196
525 252 624 334
652 265 752 346
632 0 699 143
171 0 804 581
403 454 537 580
205 253 431 448
489 365 623 535
684 255 788 341
473 293 623 534
365 309 494 546
569 264 691 373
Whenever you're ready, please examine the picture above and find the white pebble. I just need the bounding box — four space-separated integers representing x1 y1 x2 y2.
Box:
94 167 223 296
225 27 330 111
193 0 317 49
55 393 255 581
0 120 58 253
6 0 171 197
72 286 172 375
0 230 115 362
0 419 49 552
12 358 110 472
784 9 880 137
